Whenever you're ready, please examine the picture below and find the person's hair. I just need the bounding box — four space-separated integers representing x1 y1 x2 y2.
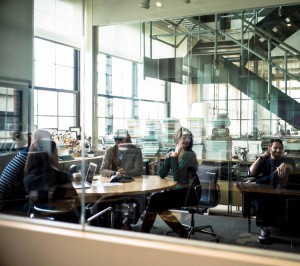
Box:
32 129 52 143
173 127 194 150
24 140 57 175
113 129 131 142
270 138 283 146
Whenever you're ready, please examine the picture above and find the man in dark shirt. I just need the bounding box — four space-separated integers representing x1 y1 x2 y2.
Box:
249 138 295 188
248 138 295 243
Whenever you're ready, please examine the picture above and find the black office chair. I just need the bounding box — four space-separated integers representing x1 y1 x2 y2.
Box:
26 180 82 223
68 164 78 177
166 165 220 242
28 196 80 223
86 195 140 229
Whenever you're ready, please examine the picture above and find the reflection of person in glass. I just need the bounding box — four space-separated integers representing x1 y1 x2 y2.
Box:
99 129 143 177
24 140 79 223
0 129 51 212
141 127 198 238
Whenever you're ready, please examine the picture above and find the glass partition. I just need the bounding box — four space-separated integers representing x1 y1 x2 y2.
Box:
94 3 300 255
1 0 300 261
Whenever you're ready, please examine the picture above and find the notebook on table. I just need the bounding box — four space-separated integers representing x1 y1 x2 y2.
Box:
110 175 134 183
73 162 97 189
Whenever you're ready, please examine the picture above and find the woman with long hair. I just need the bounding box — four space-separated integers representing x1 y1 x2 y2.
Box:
141 127 198 238
24 139 79 222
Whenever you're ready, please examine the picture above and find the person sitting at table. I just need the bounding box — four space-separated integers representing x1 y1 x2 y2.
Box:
248 138 295 243
140 127 198 238
0 129 51 213
93 129 143 229
24 139 80 223
99 129 143 177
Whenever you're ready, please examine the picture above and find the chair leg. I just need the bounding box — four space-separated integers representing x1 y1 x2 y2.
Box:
193 224 219 242
189 213 219 242
28 204 35 218
165 213 194 238
186 213 195 239
165 213 219 242
86 206 114 227
247 216 251 233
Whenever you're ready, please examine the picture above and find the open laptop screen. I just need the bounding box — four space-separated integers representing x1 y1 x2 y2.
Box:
85 162 97 184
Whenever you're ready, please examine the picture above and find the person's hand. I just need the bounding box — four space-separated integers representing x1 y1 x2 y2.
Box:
274 163 288 178
175 143 182 153
261 149 271 159
169 144 181 157
169 151 178 157
116 167 126 176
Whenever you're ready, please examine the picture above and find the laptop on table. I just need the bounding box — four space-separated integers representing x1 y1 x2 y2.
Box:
73 162 97 189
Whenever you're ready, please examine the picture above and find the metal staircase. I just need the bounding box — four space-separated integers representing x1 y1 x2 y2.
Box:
144 4 300 130
213 55 300 129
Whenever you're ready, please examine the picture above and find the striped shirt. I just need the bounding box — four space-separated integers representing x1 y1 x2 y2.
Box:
0 148 28 209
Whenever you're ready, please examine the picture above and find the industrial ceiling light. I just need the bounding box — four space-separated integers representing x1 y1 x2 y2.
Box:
285 17 292 27
156 1 162 7
140 0 150 9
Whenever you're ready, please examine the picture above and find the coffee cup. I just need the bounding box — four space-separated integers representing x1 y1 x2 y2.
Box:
73 172 82 183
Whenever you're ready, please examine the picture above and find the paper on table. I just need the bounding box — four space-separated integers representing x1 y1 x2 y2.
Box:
93 180 123 186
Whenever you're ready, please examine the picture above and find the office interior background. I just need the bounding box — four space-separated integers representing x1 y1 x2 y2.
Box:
1 0 300 265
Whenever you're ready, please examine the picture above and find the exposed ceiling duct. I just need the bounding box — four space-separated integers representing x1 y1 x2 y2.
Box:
139 0 150 9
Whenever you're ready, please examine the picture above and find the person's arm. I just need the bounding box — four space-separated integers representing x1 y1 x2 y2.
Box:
248 149 270 176
170 151 197 182
58 174 81 208
159 149 173 178
275 157 295 178
99 148 115 177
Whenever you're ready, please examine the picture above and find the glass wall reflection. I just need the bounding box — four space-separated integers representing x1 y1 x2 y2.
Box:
1 1 300 258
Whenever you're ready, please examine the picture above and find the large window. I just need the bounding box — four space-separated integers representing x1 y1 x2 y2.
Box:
3 1 300 264
97 54 168 137
0 87 22 144
33 38 79 130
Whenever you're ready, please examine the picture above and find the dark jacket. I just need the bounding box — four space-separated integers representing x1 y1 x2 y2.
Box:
24 167 78 208
99 144 143 177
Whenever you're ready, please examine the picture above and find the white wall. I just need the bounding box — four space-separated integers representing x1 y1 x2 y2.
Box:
1 215 299 266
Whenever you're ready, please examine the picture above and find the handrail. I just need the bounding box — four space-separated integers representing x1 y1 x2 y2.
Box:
233 13 300 57
219 31 300 83
150 9 300 82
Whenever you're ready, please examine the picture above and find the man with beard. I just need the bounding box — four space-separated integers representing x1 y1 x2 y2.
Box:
248 138 295 243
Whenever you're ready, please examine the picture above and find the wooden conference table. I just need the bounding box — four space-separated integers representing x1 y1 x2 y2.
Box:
75 175 177 202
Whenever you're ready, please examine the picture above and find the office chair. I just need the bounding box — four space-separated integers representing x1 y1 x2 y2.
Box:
166 165 220 242
68 164 78 177
86 205 115 227
86 196 139 229
28 196 80 223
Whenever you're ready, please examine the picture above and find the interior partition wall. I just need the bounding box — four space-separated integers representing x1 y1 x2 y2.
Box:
2 0 300 263
0 0 33 143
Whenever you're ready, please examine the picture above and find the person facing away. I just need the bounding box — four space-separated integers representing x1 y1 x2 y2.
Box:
0 129 52 212
248 138 295 243
141 127 198 238
23 139 79 222
99 129 143 177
